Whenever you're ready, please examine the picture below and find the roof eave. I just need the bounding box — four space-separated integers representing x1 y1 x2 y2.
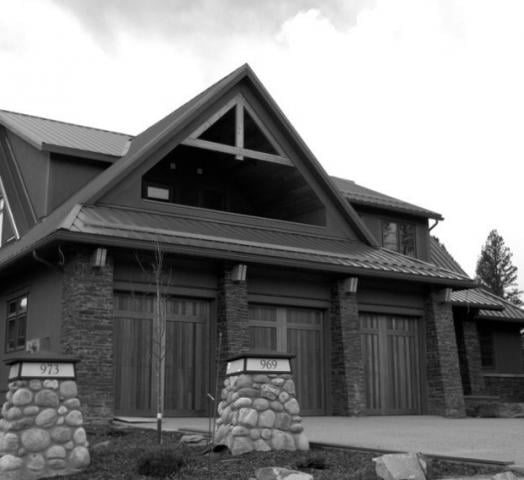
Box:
347 198 444 221
0 229 472 288
42 143 121 163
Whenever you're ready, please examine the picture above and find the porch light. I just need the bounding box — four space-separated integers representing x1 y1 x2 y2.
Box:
342 277 359 294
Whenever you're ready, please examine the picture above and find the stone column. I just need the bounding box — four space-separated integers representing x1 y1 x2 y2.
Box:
0 378 89 479
60 247 114 422
215 372 308 455
462 319 485 396
329 280 366 415
424 290 466 417
217 264 250 387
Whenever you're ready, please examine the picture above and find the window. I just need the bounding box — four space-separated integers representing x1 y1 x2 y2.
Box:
6 295 28 352
478 326 495 369
143 181 172 202
382 221 416 257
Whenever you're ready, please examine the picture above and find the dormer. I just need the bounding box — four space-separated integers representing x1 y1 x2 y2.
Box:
331 176 443 261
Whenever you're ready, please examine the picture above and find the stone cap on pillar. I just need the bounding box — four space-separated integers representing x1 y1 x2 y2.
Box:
226 350 295 376
5 351 80 381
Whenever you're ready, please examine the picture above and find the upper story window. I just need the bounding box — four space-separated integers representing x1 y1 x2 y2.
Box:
382 221 416 257
6 295 28 352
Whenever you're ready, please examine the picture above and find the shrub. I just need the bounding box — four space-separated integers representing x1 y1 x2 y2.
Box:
137 448 187 478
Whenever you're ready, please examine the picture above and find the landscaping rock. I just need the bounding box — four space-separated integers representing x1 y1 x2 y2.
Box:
180 434 207 446
231 436 253 455
69 446 90 469
255 466 313 480
374 453 427 480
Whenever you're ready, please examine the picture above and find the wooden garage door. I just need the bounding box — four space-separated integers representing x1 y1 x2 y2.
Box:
360 313 422 414
114 292 210 417
248 305 325 415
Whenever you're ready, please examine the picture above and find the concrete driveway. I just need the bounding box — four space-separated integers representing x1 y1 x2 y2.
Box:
115 415 524 468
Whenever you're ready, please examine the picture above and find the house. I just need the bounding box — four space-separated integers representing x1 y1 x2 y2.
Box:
2 63 514 423
429 238 524 405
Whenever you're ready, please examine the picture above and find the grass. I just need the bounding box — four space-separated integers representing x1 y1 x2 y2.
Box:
52 425 506 480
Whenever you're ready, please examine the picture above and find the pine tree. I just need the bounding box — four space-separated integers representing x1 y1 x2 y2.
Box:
475 229 522 305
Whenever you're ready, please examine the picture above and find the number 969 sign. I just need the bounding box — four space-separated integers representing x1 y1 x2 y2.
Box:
246 357 291 373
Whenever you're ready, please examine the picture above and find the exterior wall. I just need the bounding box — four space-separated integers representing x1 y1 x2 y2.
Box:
7 131 50 219
453 308 485 396
483 374 524 402
61 246 114 422
0 264 63 393
48 154 107 213
424 290 465 417
329 281 365 415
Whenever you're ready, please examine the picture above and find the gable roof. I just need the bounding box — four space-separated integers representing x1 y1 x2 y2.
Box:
0 109 132 161
0 64 475 288
332 176 443 220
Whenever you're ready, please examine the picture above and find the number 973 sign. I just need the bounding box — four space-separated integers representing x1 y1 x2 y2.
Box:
9 361 76 380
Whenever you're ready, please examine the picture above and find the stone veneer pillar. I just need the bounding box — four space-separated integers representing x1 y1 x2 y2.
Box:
215 371 309 455
60 247 114 422
0 378 89 479
329 280 366 415
424 290 466 417
217 265 250 387
462 319 486 396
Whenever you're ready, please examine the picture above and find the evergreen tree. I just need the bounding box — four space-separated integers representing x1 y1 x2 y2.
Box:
475 229 522 305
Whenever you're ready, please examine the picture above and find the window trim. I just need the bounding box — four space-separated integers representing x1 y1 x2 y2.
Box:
5 293 28 353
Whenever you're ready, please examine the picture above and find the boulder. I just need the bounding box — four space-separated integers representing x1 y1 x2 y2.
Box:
255 466 313 480
374 453 427 480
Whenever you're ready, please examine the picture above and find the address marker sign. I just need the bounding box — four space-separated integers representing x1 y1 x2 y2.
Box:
5 352 79 380
225 351 294 376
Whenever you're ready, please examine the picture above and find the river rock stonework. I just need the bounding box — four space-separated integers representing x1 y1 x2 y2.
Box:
0 379 90 479
215 373 309 455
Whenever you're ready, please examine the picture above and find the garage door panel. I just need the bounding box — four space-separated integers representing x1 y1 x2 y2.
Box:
114 292 210 417
249 304 325 415
361 313 421 415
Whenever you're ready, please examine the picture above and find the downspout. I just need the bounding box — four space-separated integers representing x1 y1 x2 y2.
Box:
429 219 440 232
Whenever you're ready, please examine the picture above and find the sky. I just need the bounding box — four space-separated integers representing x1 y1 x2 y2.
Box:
1 0 523 286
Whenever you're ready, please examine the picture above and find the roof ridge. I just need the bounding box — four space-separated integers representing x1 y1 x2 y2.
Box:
0 109 133 138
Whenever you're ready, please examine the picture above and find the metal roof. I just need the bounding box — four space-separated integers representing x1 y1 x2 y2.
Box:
449 288 503 310
332 176 443 220
429 237 468 276
0 109 132 159
64 204 472 285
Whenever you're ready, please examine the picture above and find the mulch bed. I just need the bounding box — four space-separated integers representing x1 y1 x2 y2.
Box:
52 425 506 480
